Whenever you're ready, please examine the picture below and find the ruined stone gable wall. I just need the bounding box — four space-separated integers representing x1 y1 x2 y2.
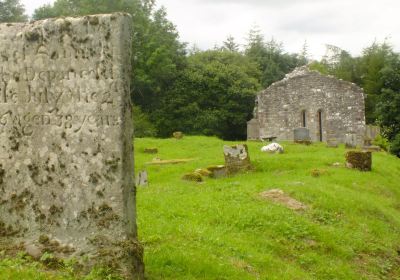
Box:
0 14 143 279
256 69 365 144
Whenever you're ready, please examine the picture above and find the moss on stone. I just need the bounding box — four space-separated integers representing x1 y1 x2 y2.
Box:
195 168 212 177
346 151 372 171
182 172 203 182
0 220 18 237
9 189 33 213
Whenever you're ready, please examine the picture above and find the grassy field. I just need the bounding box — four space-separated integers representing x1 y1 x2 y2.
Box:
1 136 400 279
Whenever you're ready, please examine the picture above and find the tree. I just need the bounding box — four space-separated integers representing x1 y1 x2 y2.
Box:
245 28 305 88
375 51 400 152
0 0 27 22
358 42 393 123
153 50 261 140
222 35 239 52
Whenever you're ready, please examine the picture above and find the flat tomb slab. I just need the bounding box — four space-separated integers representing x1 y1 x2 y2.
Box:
0 14 143 278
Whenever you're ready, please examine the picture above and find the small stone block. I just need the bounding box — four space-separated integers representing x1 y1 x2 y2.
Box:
345 151 372 171
144 148 158 154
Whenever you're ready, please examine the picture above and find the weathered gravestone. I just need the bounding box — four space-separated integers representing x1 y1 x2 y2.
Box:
247 118 260 140
0 14 144 279
344 133 357 148
223 144 252 175
136 170 149 187
293 127 311 144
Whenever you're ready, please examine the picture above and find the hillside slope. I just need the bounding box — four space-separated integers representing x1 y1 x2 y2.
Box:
1 136 399 279
136 136 400 280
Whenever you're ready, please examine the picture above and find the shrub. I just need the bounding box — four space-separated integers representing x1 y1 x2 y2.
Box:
390 133 400 158
133 106 157 138
373 134 390 151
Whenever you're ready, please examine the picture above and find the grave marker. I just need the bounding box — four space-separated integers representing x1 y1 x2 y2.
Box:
0 14 143 279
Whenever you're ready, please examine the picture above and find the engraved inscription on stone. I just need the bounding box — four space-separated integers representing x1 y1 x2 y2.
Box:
0 14 143 279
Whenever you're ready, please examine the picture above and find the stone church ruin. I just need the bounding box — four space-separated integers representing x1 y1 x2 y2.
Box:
247 66 366 145
0 14 143 279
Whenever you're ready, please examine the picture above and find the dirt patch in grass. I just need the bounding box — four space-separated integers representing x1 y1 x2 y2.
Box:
260 189 308 211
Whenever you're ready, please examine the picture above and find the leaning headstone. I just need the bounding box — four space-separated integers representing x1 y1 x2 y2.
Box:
345 151 372 171
136 171 149 187
293 127 311 144
344 133 357 148
0 14 143 279
223 144 252 175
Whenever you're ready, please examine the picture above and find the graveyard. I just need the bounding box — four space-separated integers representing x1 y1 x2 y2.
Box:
1 0 400 279
1 136 400 279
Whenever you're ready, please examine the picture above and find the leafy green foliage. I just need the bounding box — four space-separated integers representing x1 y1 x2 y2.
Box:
133 105 157 138
0 0 27 23
132 6 187 114
389 133 400 158
373 134 390 151
358 42 394 123
153 50 261 140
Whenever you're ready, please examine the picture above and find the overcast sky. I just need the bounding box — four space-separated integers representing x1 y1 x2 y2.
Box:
22 0 400 59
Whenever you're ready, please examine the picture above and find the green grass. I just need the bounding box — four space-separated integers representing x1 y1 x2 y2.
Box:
136 136 400 280
2 136 400 279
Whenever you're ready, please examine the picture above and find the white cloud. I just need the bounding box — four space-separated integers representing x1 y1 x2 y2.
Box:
21 0 400 59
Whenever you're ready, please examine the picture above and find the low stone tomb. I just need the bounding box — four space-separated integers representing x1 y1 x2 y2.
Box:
206 165 227 178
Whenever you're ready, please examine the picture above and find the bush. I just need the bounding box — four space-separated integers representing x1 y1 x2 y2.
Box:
133 106 157 138
390 133 400 158
373 134 390 151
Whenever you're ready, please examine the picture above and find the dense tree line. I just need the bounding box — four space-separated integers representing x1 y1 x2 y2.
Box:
2 0 400 155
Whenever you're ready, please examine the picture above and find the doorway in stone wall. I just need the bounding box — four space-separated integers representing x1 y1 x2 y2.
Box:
317 110 323 141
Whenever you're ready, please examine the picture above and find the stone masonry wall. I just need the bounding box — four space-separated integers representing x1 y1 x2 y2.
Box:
0 14 143 278
250 67 366 145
